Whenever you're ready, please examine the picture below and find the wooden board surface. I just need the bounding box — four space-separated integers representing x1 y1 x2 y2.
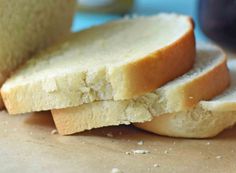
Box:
0 110 236 173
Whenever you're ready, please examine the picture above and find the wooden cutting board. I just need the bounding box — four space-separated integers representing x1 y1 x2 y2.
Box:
0 110 236 173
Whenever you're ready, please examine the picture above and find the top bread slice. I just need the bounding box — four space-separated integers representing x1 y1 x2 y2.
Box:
135 59 236 138
1 13 195 114
0 0 75 108
51 44 230 135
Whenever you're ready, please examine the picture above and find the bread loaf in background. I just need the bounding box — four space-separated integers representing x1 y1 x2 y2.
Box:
0 0 76 108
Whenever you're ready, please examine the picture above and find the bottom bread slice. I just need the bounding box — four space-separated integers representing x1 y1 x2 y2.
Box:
134 109 236 138
52 45 230 135
135 59 236 138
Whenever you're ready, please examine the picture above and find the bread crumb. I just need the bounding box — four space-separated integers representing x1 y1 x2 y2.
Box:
189 96 194 99
51 129 58 135
132 149 150 154
153 164 160 168
216 156 222 159
111 168 123 173
137 140 144 145
206 142 211 145
125 151 131 155
164 150 169 154
106 133 113 137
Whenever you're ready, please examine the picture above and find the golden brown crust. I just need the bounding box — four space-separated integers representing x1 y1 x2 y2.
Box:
166 53 230 111
112 22 196 99
182 57 229 108
134 56 231 138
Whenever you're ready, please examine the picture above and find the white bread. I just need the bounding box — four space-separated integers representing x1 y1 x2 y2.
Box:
135 59 236 138
51 45 230 135
1 14 195 114
0 0 75 108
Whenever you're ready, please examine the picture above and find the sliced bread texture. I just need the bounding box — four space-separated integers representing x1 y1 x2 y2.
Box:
135 59 236 138
0 0 75 108
51 45 230 135
1 14 195 114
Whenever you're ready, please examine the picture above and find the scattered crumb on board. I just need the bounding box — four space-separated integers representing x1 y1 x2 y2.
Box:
132 149 150 154
125 152 131 155
51 129 58 135
137 140 144 145
111 168 123 173
106 133 113 138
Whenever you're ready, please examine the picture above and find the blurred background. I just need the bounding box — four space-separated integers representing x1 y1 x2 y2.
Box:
73 0 236 53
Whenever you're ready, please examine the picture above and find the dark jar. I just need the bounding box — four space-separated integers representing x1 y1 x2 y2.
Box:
198 0 236 51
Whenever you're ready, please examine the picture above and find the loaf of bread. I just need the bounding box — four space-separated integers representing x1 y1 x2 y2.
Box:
0 0 76 108
51 45 230 135
1 14 195 114
135 59 236 138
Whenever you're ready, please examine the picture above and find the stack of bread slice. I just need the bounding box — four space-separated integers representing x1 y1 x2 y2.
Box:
1 13 234 138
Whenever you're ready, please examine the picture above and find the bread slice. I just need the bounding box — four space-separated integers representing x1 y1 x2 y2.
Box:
135 59 236 138
1 14 195 114
51 44 230 135
0 0 75 108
